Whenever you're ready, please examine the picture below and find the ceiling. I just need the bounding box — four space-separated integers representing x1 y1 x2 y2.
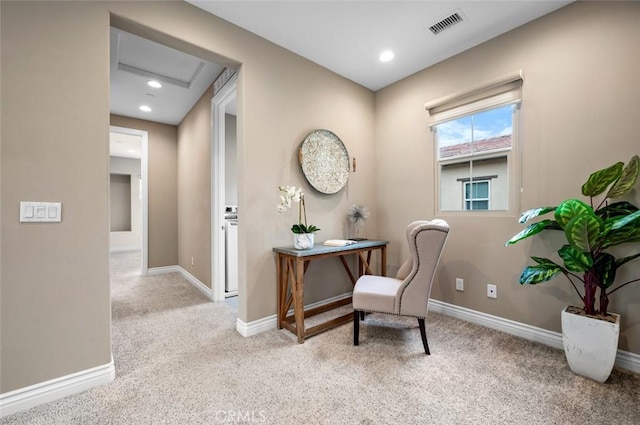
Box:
109 1 572 129
188 0 572 91
110 27 224 126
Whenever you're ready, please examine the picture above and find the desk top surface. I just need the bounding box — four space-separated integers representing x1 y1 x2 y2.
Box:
273 240 388 257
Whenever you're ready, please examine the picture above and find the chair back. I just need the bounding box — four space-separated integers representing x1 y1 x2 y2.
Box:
395 220 449 317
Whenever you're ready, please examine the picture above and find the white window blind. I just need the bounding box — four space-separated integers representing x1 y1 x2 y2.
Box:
425 71 523 127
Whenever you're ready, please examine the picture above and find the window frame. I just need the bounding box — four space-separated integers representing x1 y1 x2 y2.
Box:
432 103 520 216
463 180 490 211
426 71 523 217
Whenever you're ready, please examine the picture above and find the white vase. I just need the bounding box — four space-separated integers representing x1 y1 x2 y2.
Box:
561 306 620 382
293 233 314 250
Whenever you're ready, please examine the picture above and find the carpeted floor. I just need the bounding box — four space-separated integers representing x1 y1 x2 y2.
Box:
2 251 638 424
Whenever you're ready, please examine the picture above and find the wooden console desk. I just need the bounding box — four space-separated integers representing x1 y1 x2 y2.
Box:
273 240 388 343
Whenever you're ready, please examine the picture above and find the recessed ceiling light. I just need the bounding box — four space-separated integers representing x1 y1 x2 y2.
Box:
147 80 162 88
139 105 152 112
128 149 136 153
379 50 394 62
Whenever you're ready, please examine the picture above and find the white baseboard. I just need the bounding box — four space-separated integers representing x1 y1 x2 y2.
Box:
236 292 353 337
147 265 181 275
0 360 115 418
615 350 640 374
428 299 563 349
429 299 640 375
175 267 213 300
147 265 212 300
237 314 276 337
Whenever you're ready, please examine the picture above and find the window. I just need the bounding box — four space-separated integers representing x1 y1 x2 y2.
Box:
436 104 513 211
425 72 522 213
464 180 489 210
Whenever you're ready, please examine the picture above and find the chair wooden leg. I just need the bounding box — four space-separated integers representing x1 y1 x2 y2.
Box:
359 311 365 321
353 310 360 346
418 318 430 355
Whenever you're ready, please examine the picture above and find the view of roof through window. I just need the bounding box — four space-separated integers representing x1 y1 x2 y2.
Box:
437 105 513 159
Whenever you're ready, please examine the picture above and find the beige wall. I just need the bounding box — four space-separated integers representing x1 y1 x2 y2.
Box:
1 1 111 392
110 115 178 268
177 84 214 287
1 0 375 393
375 1 640 353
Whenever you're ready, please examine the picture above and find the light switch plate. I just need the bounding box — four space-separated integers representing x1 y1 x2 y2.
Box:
20 201 62 222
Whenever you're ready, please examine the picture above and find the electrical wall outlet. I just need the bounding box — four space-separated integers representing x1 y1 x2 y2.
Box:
455 278 464 291
487 284 497 299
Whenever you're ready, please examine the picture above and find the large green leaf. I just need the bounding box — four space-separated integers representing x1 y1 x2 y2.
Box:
505 220 556 246
555 199 593 230
593 253 616 289
607 155 639 199
519 207 556 224
601 206 640 235
558 245 593 272
616 252 640 268
564 212 603 252
582 162 623 197
519 263 563 285
548 221 563 230
596 201 639 220
601 226 640 249
531 256 561 266
611 209 640 230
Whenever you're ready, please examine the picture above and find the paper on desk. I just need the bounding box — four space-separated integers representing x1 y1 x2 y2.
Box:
323 239 357 247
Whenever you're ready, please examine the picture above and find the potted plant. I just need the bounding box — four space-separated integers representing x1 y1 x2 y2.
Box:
347 204 370 241
506 155 640 382
277 185 320 249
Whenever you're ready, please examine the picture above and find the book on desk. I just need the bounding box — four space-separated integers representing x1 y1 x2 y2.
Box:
322 239 357 247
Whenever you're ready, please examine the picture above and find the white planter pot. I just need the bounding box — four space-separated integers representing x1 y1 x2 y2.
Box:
561 306 620 382
293 233 314 250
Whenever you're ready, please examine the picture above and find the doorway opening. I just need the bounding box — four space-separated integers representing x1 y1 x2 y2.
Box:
212 74 238 302
109 16 243 325
109 126 148 275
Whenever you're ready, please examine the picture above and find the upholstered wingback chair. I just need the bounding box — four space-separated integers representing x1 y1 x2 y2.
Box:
352 219 450 354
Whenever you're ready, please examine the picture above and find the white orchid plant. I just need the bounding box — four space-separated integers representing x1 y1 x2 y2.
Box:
277 185 320 234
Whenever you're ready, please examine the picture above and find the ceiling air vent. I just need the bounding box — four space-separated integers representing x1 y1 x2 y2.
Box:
428 11 464 35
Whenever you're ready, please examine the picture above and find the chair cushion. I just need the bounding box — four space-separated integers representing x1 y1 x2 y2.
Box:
353 275 402 314
395 258 412 280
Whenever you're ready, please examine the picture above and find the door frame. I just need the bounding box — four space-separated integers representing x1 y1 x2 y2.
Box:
109 125 149 275
211 74 238 301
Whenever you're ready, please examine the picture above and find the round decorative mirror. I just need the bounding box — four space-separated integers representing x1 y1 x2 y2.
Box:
299 129 350 194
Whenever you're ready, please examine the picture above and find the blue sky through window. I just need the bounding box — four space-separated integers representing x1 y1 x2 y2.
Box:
437 105 513 147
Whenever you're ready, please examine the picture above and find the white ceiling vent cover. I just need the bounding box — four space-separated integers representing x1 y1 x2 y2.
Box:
428 11 465 35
